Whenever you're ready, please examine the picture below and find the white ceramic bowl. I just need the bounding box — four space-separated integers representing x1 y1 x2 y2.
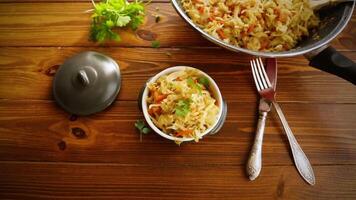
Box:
141 66 225 142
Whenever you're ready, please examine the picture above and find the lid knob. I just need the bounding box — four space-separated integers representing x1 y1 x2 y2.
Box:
72 66 98 89
77 69 90 87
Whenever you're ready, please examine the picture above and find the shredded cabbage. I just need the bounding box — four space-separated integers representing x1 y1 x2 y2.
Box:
147 69 220 141
181 0 320 51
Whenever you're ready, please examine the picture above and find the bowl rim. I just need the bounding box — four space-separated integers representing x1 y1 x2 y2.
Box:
141 66 223 142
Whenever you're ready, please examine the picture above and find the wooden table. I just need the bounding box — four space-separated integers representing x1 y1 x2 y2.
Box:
0 0 355 199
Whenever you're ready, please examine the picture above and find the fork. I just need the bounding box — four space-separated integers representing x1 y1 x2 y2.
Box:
250 58 316 185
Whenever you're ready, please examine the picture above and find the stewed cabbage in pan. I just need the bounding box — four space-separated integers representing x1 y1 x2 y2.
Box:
182 0 320 51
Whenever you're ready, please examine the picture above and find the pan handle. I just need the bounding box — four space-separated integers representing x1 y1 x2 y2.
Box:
308 46 356 85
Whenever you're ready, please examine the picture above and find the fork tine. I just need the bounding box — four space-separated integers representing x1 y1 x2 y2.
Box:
250 60 262 91
255 58 269 89
250 60 259 91
253 58 268 90
257 57 272 88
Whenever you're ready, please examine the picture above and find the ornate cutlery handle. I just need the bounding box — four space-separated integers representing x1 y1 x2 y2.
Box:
272 101 316 185
246 111 267 180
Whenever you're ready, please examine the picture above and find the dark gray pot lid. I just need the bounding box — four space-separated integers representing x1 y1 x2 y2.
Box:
53 51 121 116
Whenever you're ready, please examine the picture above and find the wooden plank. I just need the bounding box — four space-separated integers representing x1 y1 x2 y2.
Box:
0 0 168 2
0 47 355 102
0 100 355 165
0 162 355 200
0 2 354 50
0 3 209 47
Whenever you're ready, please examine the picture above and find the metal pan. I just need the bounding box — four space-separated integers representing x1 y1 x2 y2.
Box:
171 0 356 84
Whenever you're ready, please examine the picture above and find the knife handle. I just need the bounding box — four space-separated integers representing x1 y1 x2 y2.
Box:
272 101 316 185
246 111 267 180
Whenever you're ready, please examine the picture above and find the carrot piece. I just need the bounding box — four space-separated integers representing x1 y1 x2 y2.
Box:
149 88 155 94
229 5 235 11
274 8 281 16
240 31 247 38
278 11 288 23
247 24 255 33
156 94 167 103
160 94 167 101
148 106 162 116
148 108 154 116
260 39 270 50
282 44 289 51
217 29 226 39
153 91 167 103
176 129 193 137
197 7 204 14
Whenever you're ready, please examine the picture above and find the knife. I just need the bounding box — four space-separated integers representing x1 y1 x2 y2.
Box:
246 58 277 180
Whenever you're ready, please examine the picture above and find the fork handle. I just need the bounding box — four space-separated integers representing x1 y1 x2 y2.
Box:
246 111 267 180
272 101 316 185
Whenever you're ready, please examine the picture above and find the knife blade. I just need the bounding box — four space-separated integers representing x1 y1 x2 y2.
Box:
266 58 277 91
259 58 277 112
246 58 277 180
257 58 277 115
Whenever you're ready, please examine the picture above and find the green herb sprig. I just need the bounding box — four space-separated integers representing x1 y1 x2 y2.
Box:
135 120 151 142
198 76 210 89
151 40 160 48
89 0 146 43
175 99 191 117
187 77 202 93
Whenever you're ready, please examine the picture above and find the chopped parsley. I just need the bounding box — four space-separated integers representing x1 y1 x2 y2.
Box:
151 40 160 48
134 119 151 142
175 99 191 117
187 77 202 93
198 76 210 89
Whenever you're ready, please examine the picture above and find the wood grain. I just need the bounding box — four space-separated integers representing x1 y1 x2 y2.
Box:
0 2 354 50
0 162 355 200
0 0 355 199
0 0 167 2
0 100 355 165
0 3 209 47
0 47 355 102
